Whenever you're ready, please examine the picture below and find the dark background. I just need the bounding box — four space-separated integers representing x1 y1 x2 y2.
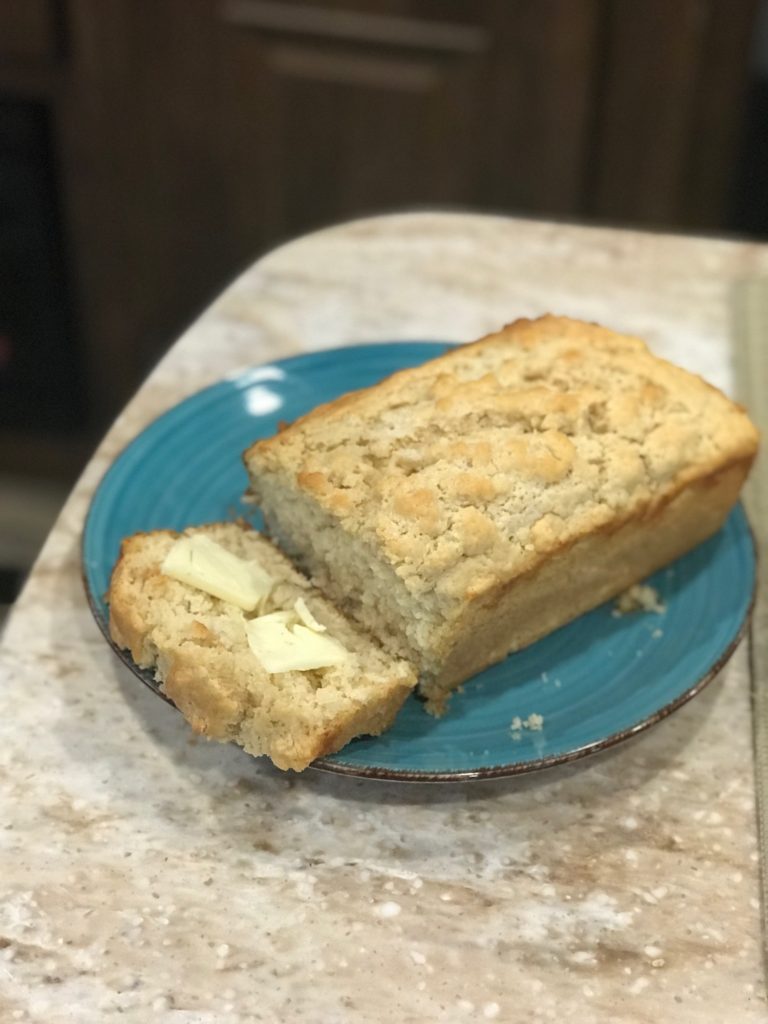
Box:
1 0 768 609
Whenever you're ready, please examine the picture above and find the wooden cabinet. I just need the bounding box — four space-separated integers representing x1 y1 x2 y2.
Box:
587 0 758 226
0 0 758 477
0 1 58 62
218 0 490 249
217 0 599 246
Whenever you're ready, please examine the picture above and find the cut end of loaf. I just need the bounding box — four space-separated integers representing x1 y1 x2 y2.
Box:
107 521 417 771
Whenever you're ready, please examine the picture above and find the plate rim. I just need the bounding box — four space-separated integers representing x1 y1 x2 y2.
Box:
81 345 757 783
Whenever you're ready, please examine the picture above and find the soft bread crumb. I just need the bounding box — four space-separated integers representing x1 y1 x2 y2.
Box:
613 583 666 616
509 713 544 737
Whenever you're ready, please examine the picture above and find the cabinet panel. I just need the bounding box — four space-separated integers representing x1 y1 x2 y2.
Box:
0 1 58 62
588 0 758 227
223 0 484 28
221 0 487 47
478 0 600 215
59 0 233 422
219 14 487 248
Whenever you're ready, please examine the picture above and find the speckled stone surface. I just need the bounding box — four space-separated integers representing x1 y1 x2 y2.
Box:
2 212 768 1023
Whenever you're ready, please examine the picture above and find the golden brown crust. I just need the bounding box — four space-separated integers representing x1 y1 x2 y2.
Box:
421 457 753 709
108 531 178 663
245 316 758 593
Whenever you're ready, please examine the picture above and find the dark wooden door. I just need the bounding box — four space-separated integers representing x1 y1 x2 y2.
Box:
587 0 759 227
216 0 598 252
218 0 489 252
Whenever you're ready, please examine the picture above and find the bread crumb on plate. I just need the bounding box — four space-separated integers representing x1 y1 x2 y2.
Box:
612 583 666 617
509 713 545 738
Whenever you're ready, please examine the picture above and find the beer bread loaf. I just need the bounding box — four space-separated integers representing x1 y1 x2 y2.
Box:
244 316 758 712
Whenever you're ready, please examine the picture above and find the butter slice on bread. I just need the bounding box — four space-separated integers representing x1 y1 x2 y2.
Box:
243 315 758 713
108 522 416 770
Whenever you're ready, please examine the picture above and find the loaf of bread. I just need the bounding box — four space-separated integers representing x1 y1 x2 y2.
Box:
108 522 416 770
244 315 758 712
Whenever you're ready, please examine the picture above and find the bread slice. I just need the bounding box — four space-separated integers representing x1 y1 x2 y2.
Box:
108 522 417 770
243 315 758 712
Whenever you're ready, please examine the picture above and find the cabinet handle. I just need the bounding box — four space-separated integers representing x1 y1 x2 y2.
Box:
220 0 489 54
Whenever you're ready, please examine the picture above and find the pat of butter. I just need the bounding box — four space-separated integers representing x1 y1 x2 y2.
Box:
245 617 348 673
294 596 326 632
161 534 273 611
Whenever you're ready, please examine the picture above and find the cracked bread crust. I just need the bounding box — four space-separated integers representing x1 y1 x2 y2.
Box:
243 316 758 707
108 522 416 770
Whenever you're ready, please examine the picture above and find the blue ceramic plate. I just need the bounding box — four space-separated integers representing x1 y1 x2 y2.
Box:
83 343 756 781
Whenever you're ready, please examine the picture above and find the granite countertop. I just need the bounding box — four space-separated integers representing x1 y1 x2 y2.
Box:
3 212 768 1023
